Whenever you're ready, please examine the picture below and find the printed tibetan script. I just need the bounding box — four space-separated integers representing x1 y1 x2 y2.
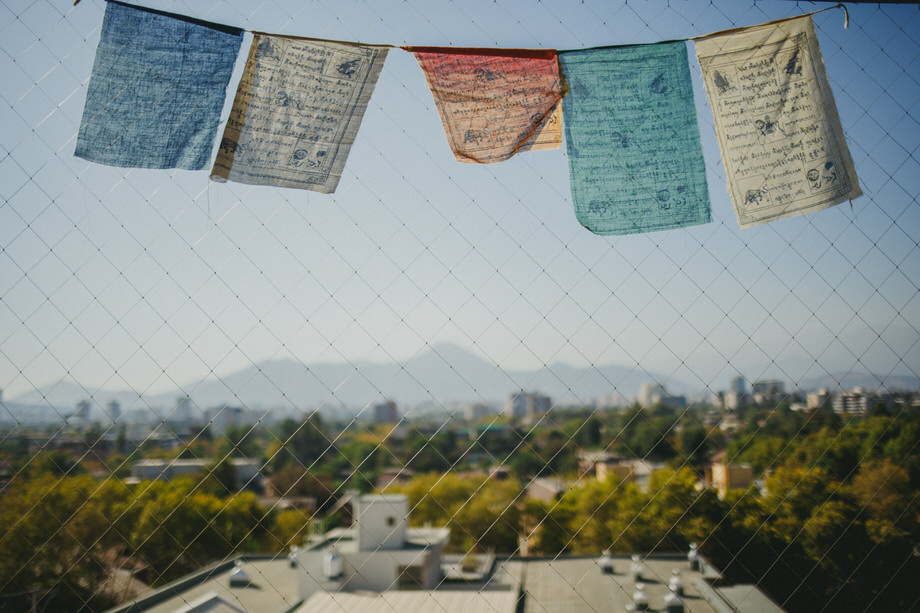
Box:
211 35 388 193
559 42 710 235
695 15 861 228
75 1 243 170
409 48 565 163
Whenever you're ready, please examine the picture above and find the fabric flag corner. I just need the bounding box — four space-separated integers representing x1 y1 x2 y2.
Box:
409 47 565 164
74 0 243 170
210 35 388 194
694 14 861 228
559 41 711 236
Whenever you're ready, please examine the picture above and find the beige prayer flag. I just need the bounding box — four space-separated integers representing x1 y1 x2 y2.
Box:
211 35 388 193
695 15 860 228
408 48 565 163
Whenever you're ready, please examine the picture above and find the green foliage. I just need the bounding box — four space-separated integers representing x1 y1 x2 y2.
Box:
726 434 787 474
850 458 917 544
403 428 458 473
0 475 123 611
269 465 335 510
263 508 313 552
521 498 575 555
467 425 519 462
449 477 521 553
222 423 265 458
613 406 679 461
565 413 603 448
2 407 918 612
0 471 282 608
390 472 477 527
270 414 330 471
705 413 920 612
563 474 626 552
677 420 709 464
129 479 264 582
198 457 238 496
26 450 85 477
0 431 29 460
387 472 522 553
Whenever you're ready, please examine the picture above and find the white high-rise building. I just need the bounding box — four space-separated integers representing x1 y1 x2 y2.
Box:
372 400 399 424
638 383 686 409
464 402 492 421
638 383 665 407
172 396 194 424
106 399 122 422
751 380 785 402
730 376 746 396
75 399 92 421
504 391 551 423
724 376 749 410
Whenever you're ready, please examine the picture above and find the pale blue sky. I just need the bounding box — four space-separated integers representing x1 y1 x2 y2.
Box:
1 0 918 403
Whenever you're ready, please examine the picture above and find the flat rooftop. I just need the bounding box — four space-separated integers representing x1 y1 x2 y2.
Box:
517 555 783 613
295 589 517 613
112 558 301 613
522 556 711 613
108 553 784 613
307 525 451 553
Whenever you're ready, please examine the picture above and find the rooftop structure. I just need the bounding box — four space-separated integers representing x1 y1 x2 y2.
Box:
465 402 493 422
751 380 785 403
708 461 755 498
106 557 301 613
75 399 93 421
577 451 662 490
372 400 399 424
130 458 263 492
730 376 747 397
833 387 870 415
525 476 567 503
806 388 831 410
294 493 449 598
107 551 784 613
106 496 783 613
171 396 195 425
638 383 686 410
107 399 122 422
504 391 551 424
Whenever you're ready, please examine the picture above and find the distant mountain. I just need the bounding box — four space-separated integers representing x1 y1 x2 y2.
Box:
148 342 690 411
5 343 691 417
8 346 917 425
795 372 920 393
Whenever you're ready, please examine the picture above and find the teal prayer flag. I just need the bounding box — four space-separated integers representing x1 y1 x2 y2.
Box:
560 42 710 235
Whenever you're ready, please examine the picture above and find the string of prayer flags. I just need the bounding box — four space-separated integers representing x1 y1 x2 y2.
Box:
408 48 566 163
211 35 388 194
72 2 860 234
559 42 711 235
74 1 243 170
695 15 861 228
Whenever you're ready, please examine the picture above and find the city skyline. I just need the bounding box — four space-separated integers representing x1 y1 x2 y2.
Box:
4 338 915 421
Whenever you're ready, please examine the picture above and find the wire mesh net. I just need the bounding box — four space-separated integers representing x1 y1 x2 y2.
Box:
1 0 918 612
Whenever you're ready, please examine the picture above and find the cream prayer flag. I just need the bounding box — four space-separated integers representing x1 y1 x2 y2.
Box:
211 35 388 193
695 15 860 228
408 48 565 163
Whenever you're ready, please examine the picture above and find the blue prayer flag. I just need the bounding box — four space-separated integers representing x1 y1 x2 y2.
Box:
75 1 243 170
560 42 710 235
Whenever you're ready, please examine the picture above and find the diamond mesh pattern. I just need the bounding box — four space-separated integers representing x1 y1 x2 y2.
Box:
1 1 918 612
